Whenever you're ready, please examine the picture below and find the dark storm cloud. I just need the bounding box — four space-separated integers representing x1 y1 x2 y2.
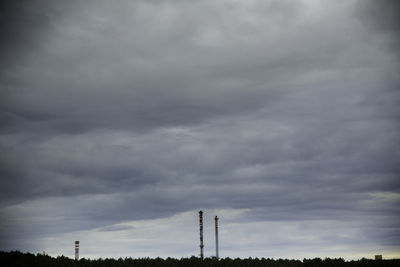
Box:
0 0 399 257
0 0 334 134
356 0 400 38
0 0 51 64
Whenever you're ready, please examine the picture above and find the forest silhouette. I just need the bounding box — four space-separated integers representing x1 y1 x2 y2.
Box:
1 251 399 267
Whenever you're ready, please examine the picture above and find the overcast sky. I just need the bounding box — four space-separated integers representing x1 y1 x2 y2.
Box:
1 0 399 260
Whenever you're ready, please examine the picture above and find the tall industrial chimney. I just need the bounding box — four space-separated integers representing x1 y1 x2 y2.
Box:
215 216 219 259
199 210 204 259
75 241 79 260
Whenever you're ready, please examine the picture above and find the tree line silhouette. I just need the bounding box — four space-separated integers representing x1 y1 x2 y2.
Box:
1 251 398 267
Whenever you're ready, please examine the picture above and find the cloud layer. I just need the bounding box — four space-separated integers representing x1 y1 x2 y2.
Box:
1 0 399 259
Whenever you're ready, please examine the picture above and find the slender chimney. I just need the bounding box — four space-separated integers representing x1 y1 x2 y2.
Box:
199 210 204 259
215 216 219 259
75 241 79 260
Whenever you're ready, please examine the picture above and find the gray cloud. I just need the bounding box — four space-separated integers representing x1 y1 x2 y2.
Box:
0 0 399 259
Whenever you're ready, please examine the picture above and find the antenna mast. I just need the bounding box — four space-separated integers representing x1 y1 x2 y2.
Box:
215 216 219 259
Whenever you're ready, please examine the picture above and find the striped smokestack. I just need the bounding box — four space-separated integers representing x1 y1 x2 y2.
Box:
199 210 204 259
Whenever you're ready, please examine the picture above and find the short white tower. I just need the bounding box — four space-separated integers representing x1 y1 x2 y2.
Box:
75 241 79 260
